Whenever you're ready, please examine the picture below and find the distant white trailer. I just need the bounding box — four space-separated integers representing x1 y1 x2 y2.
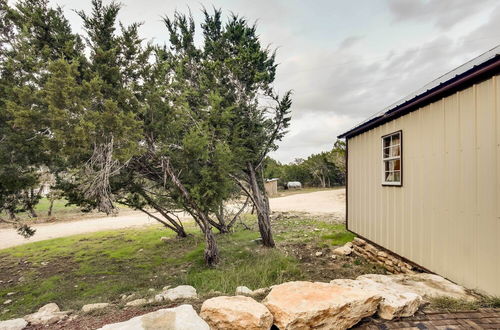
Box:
286 181 302 189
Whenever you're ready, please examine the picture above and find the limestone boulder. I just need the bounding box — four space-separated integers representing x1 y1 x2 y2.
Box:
235 286 253 296
330 278 422 320
99 304 209 330
38 303 59 313
357 273 475 301
155 285 197 302
333 244 352 256
0 318 28 330
23 303 69 325
200 296 273 330
263 281 381 330
81 303 111 313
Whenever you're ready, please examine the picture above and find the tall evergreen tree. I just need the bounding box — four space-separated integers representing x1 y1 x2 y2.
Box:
200 10 292 247
0 0 83 234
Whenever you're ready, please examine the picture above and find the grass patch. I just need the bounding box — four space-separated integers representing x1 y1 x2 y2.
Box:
0 213 376 321
428 296 500 312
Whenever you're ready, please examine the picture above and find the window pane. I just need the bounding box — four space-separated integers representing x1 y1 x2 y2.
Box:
391 133 400 145
383 137 391 148
390 145 400 157
393 171 401 182
385 171 394 181
384 147 390 158
385 159 400 171
394 159 400 171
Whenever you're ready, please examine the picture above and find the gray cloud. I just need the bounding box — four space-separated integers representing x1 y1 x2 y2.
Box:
387 0 497 30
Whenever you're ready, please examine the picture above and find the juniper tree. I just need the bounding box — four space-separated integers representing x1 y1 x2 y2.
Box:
200 10 292 247
0 0 83 234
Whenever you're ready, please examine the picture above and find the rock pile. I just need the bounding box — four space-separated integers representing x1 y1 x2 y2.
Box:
351 238 414 273
0 274 476 330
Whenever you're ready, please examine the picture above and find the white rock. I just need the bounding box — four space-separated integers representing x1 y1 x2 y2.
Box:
24 303 68 325
0 318 28 330
263 281 381 330
125 299 147 307
344 242 354 249
98 304 209 330
357 273 475 301
330 278 422 320
3 301 11 305
201 296 273 330
333 245 352 256
315 251 323 257
235 286 253 296
155 285 197 302
81 303 111 313
6 293 15 297
38 303 60 313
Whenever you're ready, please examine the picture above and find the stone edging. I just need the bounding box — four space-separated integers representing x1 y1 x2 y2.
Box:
351 238 415 274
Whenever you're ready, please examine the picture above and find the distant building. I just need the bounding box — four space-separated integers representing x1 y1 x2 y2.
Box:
286 181 302 189
264 178 279 197
338 46 500 296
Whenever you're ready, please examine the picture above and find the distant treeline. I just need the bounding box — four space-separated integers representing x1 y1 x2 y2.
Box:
264 140 346 188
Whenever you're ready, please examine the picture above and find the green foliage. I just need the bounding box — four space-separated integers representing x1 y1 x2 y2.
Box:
0 1 293 262
0 0 84 228
264 140 346 187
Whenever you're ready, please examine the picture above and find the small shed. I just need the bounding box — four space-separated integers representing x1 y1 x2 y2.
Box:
264 178 279 197
338 45 500 296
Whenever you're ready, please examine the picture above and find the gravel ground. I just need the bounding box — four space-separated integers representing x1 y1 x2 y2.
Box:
0 189 346 250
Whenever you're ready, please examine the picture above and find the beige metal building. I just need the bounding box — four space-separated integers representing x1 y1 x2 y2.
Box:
265 179 279 197
339 46 500 296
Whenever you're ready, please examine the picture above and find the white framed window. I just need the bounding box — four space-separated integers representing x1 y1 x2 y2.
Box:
382 131 402 186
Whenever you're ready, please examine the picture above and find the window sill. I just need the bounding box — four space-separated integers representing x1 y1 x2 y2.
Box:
382 182 402 187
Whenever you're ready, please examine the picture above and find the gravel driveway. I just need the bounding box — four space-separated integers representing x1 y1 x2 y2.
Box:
0 189 346 250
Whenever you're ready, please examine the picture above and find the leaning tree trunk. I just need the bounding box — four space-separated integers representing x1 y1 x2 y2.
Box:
163 159 220 266
247 163 275 248
204 227 219 265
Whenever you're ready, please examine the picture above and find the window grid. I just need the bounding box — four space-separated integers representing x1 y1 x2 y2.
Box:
382 131 402 186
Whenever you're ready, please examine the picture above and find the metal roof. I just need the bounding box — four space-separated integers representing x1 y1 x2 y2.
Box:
338 45 500 139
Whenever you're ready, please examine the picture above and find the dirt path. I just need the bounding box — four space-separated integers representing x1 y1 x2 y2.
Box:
270 189 345 215
0 189 346 250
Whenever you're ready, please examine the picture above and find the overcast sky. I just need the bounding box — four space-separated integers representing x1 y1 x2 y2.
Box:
49 0 500 163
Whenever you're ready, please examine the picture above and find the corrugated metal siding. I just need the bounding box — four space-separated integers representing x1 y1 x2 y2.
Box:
347 74 500 296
